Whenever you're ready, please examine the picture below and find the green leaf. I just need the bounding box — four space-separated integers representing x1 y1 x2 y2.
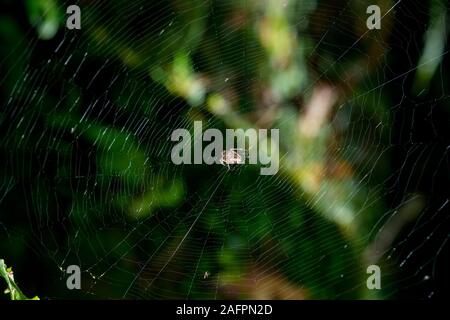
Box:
0 259 39 300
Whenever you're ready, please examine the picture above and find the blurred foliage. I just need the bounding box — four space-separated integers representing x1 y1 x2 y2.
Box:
0 0 449 299
25 0 61 40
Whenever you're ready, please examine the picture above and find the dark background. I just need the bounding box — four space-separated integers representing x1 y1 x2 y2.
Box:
0 0 449 299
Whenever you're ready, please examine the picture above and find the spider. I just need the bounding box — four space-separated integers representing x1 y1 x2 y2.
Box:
219 148 246 169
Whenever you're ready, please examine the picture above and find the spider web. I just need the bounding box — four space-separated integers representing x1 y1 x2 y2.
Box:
0 0 449 299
